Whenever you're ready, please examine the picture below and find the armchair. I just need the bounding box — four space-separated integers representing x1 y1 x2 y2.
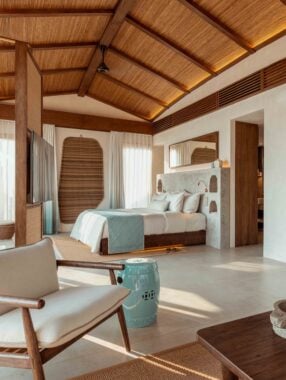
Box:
0 238 130 380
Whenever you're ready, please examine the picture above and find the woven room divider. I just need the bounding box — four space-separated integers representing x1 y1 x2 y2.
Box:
59 137 104 223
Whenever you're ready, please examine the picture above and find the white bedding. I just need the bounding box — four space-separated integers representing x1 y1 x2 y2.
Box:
71 208 206 253
102 209 206 237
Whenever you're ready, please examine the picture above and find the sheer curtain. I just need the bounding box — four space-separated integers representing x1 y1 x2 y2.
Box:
43 124 59 234
0 120 15 222
109 132 125 209
109 132 152 209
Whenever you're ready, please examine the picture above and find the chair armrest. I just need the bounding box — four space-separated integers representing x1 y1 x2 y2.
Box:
0 295 45 309
56 260 125 271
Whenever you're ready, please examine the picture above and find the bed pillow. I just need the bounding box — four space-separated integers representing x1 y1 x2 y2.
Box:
183 193 201 213
166 192 185 212
148 200 170 212
151 193 167 201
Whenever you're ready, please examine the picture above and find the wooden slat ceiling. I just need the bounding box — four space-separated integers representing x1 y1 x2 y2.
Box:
0 0 285 120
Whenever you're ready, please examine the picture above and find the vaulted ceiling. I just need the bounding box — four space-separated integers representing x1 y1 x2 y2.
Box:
0 0 285 121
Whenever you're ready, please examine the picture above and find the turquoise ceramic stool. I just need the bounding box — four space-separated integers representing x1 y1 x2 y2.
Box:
117 258 160 328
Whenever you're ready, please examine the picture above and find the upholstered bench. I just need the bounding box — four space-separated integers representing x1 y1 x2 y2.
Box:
0 238 130 380
0 221 15 240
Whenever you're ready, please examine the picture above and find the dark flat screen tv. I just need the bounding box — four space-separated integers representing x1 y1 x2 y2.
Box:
27 131 54 204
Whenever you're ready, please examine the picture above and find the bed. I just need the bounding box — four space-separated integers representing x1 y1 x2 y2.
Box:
71 208 206 255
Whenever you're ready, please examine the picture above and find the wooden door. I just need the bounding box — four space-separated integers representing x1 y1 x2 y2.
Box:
235 122 258 246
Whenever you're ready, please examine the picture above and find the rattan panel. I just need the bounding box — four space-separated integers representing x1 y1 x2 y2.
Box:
59 137 104 224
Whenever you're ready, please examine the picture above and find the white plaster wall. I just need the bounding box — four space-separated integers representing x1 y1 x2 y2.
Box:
55 127 110 232
264 90 286 262
154 85 286 253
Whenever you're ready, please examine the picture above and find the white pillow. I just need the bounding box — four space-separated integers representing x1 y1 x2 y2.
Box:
183 193 201 213
166 192 185 212
152 193 167 201
148 200 170 212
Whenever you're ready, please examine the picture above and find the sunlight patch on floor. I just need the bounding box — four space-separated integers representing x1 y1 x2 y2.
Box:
214 261 274 272
83 335 140 359
159 304 209 319
160 287 222 313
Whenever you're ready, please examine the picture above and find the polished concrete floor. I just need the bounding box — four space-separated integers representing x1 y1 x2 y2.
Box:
1 243 286 380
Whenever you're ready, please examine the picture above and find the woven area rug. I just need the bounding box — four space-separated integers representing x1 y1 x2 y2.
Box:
70 342 222 380
51 233 183 263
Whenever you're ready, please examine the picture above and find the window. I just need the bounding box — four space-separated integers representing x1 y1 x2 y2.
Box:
0 120 15 221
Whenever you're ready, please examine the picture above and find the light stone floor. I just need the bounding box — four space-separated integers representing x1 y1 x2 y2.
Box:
1 243 286 380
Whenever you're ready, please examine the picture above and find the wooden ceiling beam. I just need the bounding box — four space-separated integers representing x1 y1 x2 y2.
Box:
178 0 255 53
125 16 216 75
0 90 79 101
0 42 191 93
32 42 96 51
87 92 151 121
0 67 86 77
100 73 168 107
0 9 113 17
78 0 137 97
0 103 153 134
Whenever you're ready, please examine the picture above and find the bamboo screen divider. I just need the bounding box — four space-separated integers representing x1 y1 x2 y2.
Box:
59 137 104 224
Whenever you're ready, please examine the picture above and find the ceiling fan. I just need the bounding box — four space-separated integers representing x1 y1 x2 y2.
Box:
97 45 109 73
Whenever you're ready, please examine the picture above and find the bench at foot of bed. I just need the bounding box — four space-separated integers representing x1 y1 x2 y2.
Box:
100 230 206 255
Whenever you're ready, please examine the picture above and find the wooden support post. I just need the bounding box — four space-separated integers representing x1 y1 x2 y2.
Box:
15 41 28 246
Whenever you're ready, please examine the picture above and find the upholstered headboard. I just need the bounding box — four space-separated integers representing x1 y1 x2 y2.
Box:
157 168 230 249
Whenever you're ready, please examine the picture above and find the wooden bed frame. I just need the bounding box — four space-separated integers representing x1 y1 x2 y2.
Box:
100 230 206 255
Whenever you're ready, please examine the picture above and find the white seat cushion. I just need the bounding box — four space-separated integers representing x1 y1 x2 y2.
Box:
0 285 130 348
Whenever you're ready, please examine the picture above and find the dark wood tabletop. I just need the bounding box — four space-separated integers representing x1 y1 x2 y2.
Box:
197 312 286 380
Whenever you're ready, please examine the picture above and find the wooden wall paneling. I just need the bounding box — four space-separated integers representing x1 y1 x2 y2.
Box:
15 41 28 246
59 137 104 223
0 103 153 134
235 122 258 246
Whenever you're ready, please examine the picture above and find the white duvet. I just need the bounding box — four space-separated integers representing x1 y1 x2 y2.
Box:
71 208 206 253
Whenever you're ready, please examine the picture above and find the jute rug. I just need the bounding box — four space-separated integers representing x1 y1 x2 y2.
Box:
51 233 184 263
70 342 222 380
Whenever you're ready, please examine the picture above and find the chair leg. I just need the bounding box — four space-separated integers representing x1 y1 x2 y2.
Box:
117 306 131 352
22 308 45 380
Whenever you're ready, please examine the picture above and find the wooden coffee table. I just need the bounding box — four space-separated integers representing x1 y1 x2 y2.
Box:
197 312 286 380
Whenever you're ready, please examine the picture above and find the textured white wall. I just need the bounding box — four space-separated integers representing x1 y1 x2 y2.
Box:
154 85 286 254
264 90 286 262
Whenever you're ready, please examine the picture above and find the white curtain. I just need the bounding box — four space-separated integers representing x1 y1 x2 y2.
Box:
109 132 125 209
109 132 152 209
0 120 15 222
43 124 60 233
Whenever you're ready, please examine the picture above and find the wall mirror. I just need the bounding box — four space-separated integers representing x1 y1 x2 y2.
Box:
169 132 219 168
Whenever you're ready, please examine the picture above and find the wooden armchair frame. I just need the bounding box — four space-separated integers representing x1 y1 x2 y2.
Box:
0 261 130 380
